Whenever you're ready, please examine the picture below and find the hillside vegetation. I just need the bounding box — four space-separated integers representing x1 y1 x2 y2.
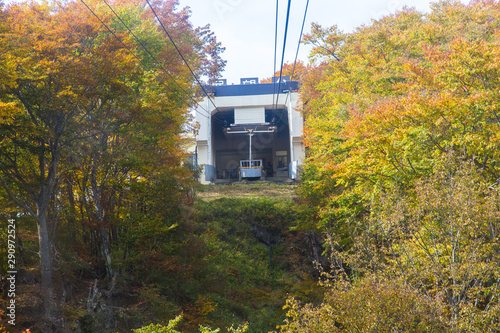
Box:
2 181 322 332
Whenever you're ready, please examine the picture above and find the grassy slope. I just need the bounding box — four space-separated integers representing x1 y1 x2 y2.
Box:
197 183 298 201
182 183 320 332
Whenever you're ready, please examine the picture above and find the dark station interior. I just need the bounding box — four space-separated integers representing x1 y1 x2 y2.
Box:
211 108 291 180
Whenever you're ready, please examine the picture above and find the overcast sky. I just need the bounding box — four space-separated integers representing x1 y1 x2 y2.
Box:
177 0 469 84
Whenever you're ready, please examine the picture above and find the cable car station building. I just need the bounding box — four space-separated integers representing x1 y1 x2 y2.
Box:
194 77 305 184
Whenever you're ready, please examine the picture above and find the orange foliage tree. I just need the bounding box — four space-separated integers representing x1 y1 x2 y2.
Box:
260 61 308 83
299 0 500 232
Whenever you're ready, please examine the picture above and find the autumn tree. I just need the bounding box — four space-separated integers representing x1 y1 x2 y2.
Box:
284 158 500 332
288 0 500 330
0 2 104 314
280 276 447 332
298 0 500 233
0 0 225 325
260 61 308 83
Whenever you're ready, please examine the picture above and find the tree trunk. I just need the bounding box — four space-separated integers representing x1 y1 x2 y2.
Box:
100 226 113 278
37 196 54 317
36 149 59 318
91 154 114 280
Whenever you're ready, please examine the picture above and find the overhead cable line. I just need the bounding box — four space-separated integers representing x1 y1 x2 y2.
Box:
290 0 309 82
144 0 223 117
79 0 211 122
274 0 293 114
103 0 162 67
80 0 210 119
283 0 310 108
79 0 210 121
101 0 212 120
272 0 279 120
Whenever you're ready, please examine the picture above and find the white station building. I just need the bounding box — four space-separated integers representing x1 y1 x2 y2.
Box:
194 77 305 184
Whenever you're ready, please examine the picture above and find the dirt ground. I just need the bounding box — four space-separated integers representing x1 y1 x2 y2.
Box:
196 182 298 201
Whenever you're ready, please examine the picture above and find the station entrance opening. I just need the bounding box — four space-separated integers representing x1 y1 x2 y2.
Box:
211 108 291 181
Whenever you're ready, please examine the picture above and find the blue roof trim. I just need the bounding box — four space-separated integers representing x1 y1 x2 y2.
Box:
208 81 299 97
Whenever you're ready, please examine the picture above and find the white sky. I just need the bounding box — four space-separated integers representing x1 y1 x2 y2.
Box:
178 0 469 84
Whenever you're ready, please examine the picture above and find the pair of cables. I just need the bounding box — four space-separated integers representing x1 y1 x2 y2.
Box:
272 0 310 123
79 0 222 121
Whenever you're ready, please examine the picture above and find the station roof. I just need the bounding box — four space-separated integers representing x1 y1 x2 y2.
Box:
208 81 299 97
